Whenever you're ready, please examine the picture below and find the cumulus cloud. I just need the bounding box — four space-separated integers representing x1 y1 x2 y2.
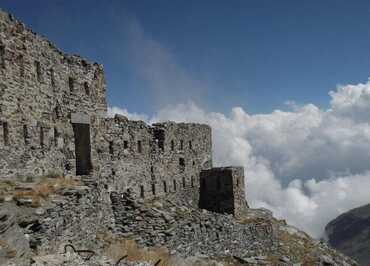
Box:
107 106 149 122
109 79 370 238
329 78 370 123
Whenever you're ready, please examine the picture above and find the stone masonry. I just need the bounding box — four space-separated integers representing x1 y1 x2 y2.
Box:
94 118 212 199
0 8 245 215
0 10 107 180
199 167 247 218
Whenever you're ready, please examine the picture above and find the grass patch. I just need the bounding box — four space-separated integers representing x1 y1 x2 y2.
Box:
0 240 17 258
97 232 249 266
44 169 63 179
0 180 16 192
97 232 171 265
13 176 80 207
277 228 316 263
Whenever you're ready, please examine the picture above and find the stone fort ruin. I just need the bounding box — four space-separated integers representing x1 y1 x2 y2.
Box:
0 10 248 216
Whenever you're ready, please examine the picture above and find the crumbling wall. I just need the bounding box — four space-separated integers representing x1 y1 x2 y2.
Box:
110 191 276 258
31 181 114 255
94 116 212 200
0 8 216 206
0 10 107 179
199 167 247 217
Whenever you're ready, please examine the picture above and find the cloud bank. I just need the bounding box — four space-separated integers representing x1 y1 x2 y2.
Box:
110 79 370 238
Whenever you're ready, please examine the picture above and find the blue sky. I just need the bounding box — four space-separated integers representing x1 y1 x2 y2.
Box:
3 0 370 115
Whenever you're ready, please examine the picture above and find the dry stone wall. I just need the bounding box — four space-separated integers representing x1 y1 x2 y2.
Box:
0 10 107 179
199 167 248 217
30 180 114 255
94 117 212 200
110 191 277 258
0 9 217 207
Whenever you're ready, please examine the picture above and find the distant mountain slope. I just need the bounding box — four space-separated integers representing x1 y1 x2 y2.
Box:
325 203 370 265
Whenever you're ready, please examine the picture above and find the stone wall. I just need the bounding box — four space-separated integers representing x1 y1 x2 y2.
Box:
0 9 213 205
110 191 277 258
199 167 247 217
0 9 107 179
94 116 212 200
31 179 114 255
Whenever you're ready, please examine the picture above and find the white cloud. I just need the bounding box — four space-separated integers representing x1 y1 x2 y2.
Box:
107 106 149 122
329 78 370 123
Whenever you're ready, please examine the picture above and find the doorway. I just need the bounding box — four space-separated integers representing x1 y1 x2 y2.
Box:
72 123 92 175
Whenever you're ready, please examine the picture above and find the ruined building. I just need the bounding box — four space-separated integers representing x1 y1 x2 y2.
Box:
200 167 247 217
0 9 247 216
0 10 361 266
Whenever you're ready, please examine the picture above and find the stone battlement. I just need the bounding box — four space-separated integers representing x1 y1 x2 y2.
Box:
0 9 247 216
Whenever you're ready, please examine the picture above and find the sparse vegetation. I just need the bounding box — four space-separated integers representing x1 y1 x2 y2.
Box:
277 227 316 263
97 231 249 266
97 231 171 265
0 180 16 192
10 176 80 207
44 169 63 179
25 175 36 183
0 240 17 258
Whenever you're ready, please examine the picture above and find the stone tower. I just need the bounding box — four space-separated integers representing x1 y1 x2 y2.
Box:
199 167 247 217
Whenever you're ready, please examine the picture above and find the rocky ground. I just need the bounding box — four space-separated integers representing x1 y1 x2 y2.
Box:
0 176 359 265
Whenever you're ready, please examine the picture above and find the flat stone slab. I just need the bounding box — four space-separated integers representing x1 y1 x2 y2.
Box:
71 113 90 124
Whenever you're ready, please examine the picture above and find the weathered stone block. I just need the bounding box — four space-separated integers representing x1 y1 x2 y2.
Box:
71 113 90 124
199 166 248 217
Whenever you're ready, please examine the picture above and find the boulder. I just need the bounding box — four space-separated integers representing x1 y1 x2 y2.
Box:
0 205 30 265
